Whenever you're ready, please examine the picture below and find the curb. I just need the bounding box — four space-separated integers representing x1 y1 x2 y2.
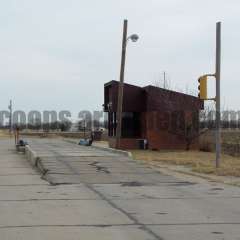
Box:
25 145 48 175
91 145 132 158
36 158 48 175
63 138 132 158
175 169 240 187
25 145 39 167
146 161 240 187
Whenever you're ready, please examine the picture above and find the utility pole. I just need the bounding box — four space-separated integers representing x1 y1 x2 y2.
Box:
116 19 128 149
8 100 12 133
215 22 221 168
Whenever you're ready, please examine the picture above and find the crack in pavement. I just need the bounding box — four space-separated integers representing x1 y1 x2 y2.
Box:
86 183 164 240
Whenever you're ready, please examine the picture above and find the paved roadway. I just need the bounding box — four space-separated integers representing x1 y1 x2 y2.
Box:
1 138 240 239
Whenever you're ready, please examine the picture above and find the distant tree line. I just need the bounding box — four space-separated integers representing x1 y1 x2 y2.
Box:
0 120 72 132
0 119 109 132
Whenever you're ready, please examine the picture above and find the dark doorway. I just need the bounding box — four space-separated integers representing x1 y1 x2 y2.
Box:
122 112 141 138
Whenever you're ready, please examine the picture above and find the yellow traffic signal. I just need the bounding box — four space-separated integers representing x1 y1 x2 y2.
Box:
198 76 207 99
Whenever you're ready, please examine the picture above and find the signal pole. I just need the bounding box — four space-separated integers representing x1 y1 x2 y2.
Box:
197 22 222 168
215 22 221 168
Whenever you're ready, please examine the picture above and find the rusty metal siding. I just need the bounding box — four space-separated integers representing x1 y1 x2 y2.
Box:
104 80 146 112
104 81 203 150
144 86 203 112
104 81 203 113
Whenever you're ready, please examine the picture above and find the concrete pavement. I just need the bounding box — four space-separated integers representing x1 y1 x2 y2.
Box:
1 138 240 239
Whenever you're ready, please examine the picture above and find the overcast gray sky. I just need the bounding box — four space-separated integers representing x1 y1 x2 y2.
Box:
0 0 239 116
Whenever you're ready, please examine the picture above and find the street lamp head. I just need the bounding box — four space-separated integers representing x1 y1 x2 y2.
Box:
129 34 139 42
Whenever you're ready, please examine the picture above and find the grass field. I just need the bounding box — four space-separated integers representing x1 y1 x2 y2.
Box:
131 150 240 177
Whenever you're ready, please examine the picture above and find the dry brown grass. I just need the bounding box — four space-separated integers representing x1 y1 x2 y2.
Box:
0 130 11 138
131 150 240 177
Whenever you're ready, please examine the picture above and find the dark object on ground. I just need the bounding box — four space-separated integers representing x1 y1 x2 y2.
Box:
78 138 93 146
18 139 28 146
138 139 148 149
15 139 28 153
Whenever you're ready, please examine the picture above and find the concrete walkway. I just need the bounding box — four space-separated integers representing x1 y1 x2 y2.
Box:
1 138 240 239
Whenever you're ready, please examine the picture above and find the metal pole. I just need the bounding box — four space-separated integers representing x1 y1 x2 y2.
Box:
215 22 221 168
116 19 128 149
83 119 86 139
9 100 12 133
163 71 166 89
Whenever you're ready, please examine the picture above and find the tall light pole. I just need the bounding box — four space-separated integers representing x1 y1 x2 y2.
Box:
115 19 139 149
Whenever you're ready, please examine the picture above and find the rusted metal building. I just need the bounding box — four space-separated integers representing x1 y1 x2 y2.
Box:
104 80 204 150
